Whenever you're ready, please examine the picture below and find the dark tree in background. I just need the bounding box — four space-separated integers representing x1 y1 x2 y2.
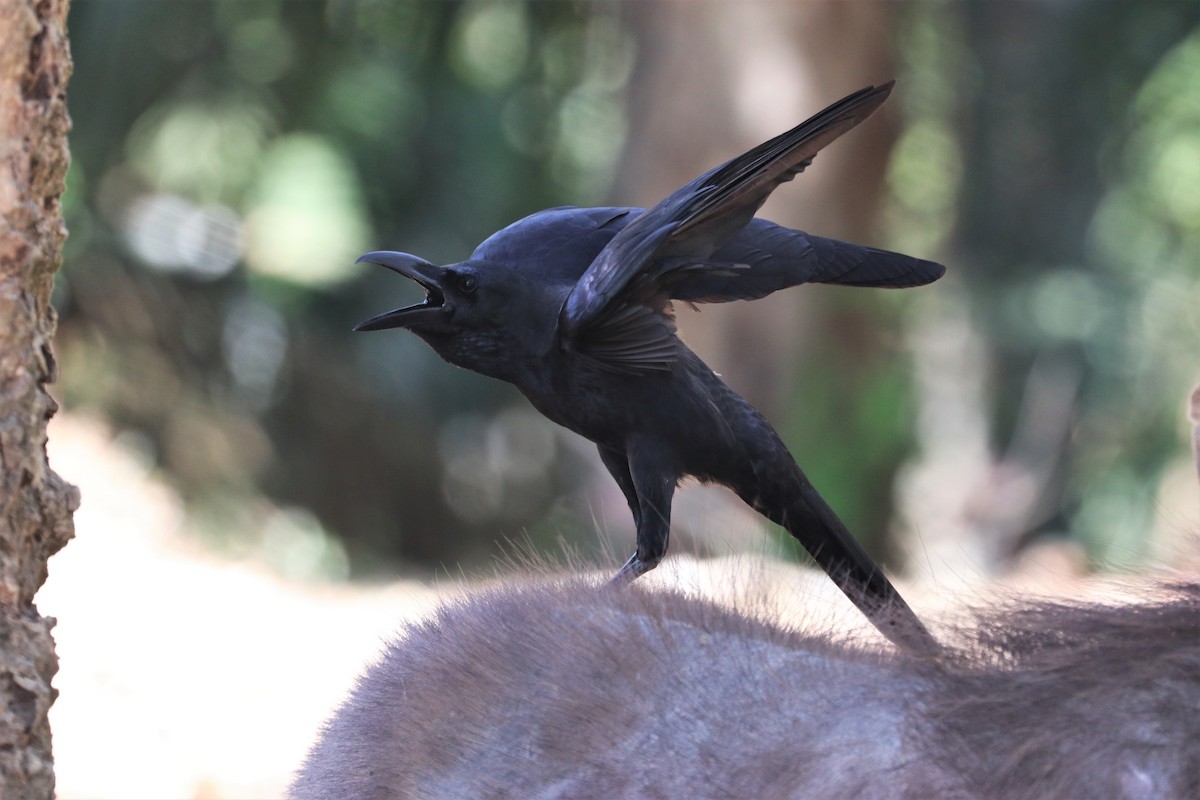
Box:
961 2 1200 564
892 2 1200 578
0 0 76 796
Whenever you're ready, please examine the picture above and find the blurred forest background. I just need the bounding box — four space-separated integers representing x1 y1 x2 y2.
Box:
32 1 1200 797
57 0 1200 585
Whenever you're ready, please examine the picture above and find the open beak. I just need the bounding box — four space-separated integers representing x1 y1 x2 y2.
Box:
353 251 450 331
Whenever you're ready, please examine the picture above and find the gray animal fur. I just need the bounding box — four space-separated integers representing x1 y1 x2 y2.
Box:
290 576 1200 800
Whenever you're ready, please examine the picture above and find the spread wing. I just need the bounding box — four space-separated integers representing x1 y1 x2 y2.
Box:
560 82 903 373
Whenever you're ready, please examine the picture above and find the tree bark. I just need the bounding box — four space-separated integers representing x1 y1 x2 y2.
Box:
0 1 76 797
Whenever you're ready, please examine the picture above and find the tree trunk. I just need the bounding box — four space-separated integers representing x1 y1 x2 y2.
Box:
0 1 76 797
942 2 1200 570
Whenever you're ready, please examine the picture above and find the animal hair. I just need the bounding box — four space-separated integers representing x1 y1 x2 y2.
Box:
288 571 1200 800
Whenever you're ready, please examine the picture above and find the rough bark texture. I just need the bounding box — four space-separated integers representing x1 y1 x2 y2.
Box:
0 0 76 797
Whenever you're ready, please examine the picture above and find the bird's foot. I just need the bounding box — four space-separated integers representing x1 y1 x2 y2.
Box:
608 553 658 586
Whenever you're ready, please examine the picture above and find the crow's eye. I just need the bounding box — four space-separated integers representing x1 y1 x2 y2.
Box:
458 274 478 294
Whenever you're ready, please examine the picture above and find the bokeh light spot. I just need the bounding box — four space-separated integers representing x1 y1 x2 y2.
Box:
242 134 370 286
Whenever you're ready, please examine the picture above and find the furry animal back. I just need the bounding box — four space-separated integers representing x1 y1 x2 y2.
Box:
290 576 1200 800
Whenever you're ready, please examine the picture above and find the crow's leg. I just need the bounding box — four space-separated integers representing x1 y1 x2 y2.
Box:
608 440 675 585
598 445 641 529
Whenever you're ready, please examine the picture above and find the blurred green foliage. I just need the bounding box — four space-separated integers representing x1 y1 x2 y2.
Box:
56 1 1199 580
950 3 1200 566
60 0 634 577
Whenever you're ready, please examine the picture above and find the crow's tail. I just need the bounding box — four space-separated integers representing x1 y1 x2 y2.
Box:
778 480 939 655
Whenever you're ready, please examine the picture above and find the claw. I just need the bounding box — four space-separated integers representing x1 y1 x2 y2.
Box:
609 553 653 585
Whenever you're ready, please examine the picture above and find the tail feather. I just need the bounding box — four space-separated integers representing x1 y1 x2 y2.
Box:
785 482 939 654
670 219 945 304
806 235 946 289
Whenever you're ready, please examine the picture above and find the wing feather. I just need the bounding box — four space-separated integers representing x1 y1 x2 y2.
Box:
561 83 901 372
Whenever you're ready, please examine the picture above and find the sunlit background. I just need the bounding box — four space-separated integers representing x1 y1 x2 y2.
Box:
38 1 1200 796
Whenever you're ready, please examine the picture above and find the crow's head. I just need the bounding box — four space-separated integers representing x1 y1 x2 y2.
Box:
354 251 561 381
